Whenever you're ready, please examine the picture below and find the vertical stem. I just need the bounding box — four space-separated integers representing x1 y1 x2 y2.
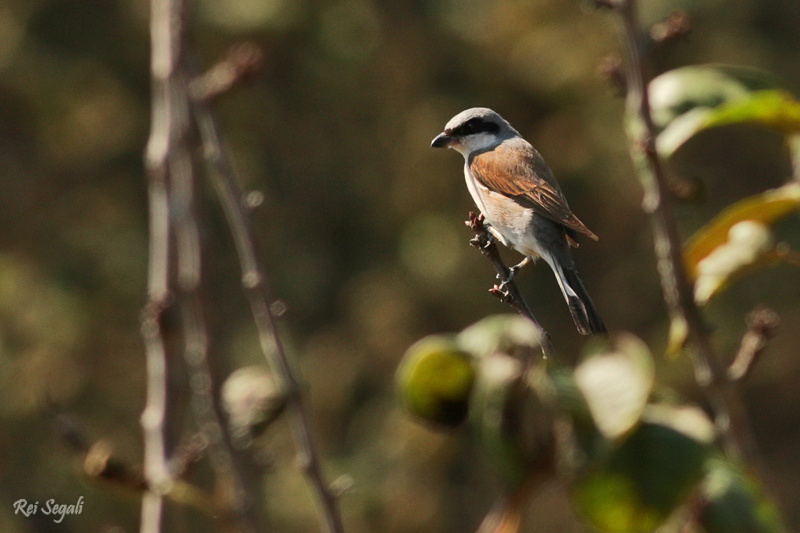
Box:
141 0 184 530
613 0 758 463
173 110 262 532
192 98 345 533
144 0 268 530
144 0 341 530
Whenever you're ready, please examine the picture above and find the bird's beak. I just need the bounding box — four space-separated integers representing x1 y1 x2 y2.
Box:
431 132 451 148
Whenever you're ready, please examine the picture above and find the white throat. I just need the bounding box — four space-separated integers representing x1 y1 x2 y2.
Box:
452 132 504 158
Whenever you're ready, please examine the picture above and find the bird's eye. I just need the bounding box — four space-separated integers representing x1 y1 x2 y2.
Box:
453 118 483 136
464 118 481 134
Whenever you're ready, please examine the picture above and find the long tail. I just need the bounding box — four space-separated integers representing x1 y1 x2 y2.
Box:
546 259 607 336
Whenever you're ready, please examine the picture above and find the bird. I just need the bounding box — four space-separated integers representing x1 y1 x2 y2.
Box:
431 107 606 335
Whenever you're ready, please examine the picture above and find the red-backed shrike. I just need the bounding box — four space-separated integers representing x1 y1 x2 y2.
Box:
431 107 606 335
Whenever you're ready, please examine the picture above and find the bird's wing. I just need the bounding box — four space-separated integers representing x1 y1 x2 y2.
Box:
469 141 599 241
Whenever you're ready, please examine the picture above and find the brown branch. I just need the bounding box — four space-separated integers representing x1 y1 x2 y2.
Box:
190 42 265 103
53 411 218 505
649 11 692 46
606 0 759 463
728 306 780 382
51 410 147 491
190 86 345 533
83 439 218 514
466 213 555 361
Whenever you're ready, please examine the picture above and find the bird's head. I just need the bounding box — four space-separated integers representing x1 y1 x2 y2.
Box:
431 107 519 157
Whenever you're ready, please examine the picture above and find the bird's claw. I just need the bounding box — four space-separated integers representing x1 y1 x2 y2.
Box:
496 267 518 292
496 257 530 291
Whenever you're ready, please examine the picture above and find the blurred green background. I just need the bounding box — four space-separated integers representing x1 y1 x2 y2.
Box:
1 0 799 531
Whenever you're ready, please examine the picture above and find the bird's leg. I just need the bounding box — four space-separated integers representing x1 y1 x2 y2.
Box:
498 256 531 290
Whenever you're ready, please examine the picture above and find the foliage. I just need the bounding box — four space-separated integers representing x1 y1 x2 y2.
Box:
399 317 738 531
650 64 800 352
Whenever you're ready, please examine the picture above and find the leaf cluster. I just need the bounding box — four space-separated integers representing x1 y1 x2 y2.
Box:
397 315 783 532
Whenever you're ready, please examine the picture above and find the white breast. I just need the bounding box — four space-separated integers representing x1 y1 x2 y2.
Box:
463 163 540 257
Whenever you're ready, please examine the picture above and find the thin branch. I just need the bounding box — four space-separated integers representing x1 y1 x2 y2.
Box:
728 306 780 382
190 43 265 103
141 0 186 529
466 213 556 361
144 0 269 530
608 0 759 463
191 88 345 533
173 110 263 530
53 411 221 508
648 11 691 45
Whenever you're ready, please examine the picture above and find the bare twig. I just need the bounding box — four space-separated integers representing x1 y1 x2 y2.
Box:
190 43 265 103
606 0 759 463
51 410 148 491
172 105 263 530
649 11 692 45
466 213 555 361
144 1 270 531
141 0 188 528
191 87 345 533
728 306 780 382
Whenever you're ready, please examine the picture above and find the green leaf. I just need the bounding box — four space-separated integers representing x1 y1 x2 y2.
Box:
574 334 654 440
703 90 800 133
573 410 711 532
699 457 787 533
684 183 800 281
396 335 476 428
649 65 792 157
650 65 782 131
660 90 800 157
